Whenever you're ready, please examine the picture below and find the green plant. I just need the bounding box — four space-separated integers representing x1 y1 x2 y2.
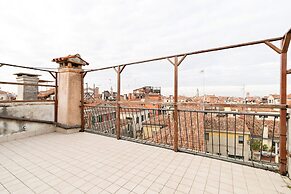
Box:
262 144 268 151
250 139 269 152
250 139 261 151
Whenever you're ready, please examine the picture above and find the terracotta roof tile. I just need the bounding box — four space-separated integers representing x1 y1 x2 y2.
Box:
52 54 89 66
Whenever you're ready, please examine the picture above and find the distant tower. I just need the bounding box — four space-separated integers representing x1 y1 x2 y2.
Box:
196 88 199 97
246 92 250 98
110 86 113 95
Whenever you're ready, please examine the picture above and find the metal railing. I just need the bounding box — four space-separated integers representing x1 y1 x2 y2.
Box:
84 105 281 170
82 29 290 174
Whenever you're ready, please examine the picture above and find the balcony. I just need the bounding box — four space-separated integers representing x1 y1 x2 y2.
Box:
84 105 282 170
1 29 291 193
0 132 290 194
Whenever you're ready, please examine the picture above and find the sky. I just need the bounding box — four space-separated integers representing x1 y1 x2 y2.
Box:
0 0 290 97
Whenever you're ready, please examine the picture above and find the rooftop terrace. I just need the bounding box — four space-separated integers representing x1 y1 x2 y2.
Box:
0 132 290 194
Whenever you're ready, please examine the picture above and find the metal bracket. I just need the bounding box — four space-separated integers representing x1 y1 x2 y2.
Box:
282 28 291 53
114 65 126 74
83 72 87 78
167 55 187 66
264 41 282 54
49 72 56 79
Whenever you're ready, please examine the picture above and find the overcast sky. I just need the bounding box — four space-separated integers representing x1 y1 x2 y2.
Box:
0 0 290 97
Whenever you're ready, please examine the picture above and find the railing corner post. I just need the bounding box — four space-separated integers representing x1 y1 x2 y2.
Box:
116 66 121 140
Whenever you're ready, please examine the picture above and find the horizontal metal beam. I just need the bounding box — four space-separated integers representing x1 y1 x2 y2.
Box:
0 81 56 87
0 62 57 73
85 36 283 73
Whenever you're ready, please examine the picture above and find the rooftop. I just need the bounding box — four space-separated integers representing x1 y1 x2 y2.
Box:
0 132 290 194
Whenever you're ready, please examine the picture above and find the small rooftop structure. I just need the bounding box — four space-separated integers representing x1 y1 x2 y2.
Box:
52 54 89 68
14 73 40 100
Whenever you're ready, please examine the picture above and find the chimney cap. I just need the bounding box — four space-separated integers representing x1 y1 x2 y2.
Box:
52 54 89 66
14 73 41 77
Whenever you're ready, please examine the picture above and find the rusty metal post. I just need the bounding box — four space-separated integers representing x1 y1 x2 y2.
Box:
173 57 179 152
80 72 85 132
116 66 121 139
279 43 287 175
54 72 58 123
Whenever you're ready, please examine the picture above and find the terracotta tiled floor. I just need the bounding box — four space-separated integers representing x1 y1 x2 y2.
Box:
0 132 290 194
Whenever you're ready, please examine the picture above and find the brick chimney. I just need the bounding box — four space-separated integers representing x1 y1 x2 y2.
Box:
52 54 89 130
14 73 40 100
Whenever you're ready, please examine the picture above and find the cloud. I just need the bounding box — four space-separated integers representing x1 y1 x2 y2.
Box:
0 0 290 96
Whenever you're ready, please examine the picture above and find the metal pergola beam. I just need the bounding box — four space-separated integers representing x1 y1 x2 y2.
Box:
0 62 57 73
0 81 56 87
85 36 283 73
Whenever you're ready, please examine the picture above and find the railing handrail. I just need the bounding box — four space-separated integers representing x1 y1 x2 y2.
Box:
85 105 281 117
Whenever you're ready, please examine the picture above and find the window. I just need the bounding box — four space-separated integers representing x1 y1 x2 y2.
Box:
141 115 144 121
97 115 102 122
238 136 244 144
136 116 139 123
205 133 209 141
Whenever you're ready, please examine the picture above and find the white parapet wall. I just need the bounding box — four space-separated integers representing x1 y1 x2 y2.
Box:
0 102 54 121
0 117 56 143
0 102 55 138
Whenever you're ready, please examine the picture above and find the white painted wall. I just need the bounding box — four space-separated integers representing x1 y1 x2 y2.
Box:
0 102 54 121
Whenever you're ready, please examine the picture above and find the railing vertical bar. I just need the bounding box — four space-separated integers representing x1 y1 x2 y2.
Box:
136 108 141 139
234 114 237 160
270 116 277 163
178 110 183 147
226 114 229 158
157 109 163 144
96 107 103 133
203 113 207 153
152 109 159 143
148 109 154 142
242 114 246 160
184 111 189 148
211 112 214 155
153 109 159 143
91 107 95 131
168 113 173 146
260 116 266 162
162 110 168 145
190 111 194 150
197 112 200 152
218 114 221 156
144 109 150 140
131 108 136 138
251 115 255 162
104 107 110 134
108 107 113 134
120 107 124 136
